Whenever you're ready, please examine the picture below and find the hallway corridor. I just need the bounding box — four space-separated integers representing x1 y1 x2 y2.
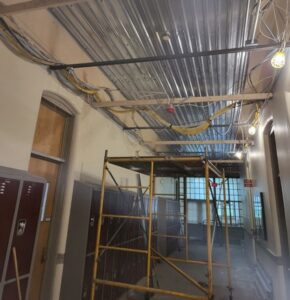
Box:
151 241 257 300
1 1 290 300
123 238 258 300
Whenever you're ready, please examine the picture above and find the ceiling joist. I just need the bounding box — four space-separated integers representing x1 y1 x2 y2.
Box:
210 160 244 164
93 93 271 108
144 140 251 146
0 0 88 16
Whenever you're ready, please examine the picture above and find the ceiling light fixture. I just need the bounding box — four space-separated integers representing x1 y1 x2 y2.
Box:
248 125 257 136
235 151 243 160
271 51 286 69
161 31 171 41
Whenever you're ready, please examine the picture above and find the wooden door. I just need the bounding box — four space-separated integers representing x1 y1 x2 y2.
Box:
28 100 71 300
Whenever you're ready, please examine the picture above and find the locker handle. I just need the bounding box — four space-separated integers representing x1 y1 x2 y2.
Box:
16 219 27 236
89 217 95 227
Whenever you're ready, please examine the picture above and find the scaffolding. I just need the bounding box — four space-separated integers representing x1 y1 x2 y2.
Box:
90 151 232 300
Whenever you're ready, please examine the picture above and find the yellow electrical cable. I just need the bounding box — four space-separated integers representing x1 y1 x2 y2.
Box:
147 103 236 136
0 22 141 115
147 110 210 135
250 104 261 128
0 21 239 136
61 70 99 95
0 24 129 109
209 103 236 121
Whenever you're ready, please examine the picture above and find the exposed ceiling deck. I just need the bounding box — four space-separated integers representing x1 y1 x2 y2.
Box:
0 0 285 163
49 0 255 159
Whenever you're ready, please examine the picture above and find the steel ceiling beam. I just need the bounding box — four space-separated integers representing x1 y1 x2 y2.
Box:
207 160 244 164
144 140 251 146
92 93 270 108
153 155 243 164
49 42 290 70
123 123 248 130
0 0 89 16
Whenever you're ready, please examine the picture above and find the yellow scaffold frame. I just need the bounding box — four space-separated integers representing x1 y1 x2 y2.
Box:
90 151 232 300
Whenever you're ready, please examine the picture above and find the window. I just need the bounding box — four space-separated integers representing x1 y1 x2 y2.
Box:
222 178 243 226
253 192 267 240
179 177 243 226
187 177 206 200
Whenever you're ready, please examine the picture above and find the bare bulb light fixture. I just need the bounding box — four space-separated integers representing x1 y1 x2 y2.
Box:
248 125 257 136
271 51 286 69
235 151 243 160
161 31 171 41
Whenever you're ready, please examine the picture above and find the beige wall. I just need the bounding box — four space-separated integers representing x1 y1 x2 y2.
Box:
246 54 290 300
4 11 162 145
0 41 153 299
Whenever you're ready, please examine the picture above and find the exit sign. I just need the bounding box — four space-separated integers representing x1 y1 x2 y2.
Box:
244 179 255 187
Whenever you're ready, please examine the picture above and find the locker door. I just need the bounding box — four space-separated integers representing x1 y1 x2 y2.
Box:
86 190 100 254
0 177 20 279
82 255 94 300
5 181 44 281
81 190 99 300
2 278 28 300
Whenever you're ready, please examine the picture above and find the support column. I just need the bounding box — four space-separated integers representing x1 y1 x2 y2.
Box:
146 161 154 287
205 161 213 299
222 170 233 297
184 176 189 260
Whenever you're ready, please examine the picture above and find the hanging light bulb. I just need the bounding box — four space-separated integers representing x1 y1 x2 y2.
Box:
271 51 286 69
235 151 243 160
248 125 257 136
161 31 171 42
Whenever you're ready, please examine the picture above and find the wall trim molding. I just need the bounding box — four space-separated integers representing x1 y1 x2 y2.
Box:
42 90 78 116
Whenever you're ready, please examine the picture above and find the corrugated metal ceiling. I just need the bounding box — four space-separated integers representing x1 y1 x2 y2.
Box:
50 0 255 158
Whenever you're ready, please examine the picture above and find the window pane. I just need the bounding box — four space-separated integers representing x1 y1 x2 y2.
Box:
32 102 68 158
184 176 243 226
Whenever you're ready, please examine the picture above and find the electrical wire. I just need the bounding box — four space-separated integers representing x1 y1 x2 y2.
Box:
247 0 289 96
0 13 284 157
0 19 56 65
0 18 151 148
247 49 277 92
113 102 238 137
0 19 243 144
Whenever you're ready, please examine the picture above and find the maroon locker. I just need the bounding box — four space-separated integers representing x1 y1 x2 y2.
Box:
2 278 28 300
0 177 20 278
86 189 100 254
5 181 44 280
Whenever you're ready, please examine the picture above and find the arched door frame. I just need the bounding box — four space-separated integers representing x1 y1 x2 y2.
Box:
29 91 76 300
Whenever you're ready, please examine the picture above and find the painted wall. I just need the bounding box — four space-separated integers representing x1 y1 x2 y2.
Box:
0 42 153 299
245 54 290 300
4 11 162 145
